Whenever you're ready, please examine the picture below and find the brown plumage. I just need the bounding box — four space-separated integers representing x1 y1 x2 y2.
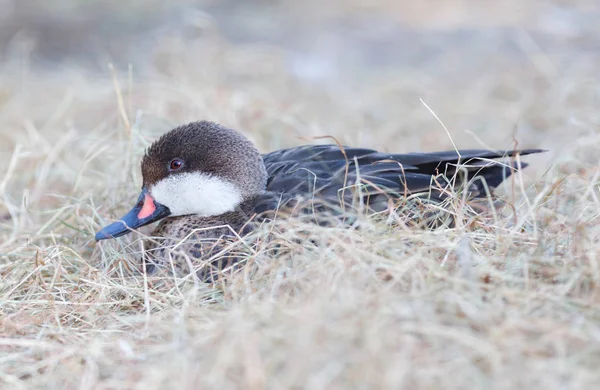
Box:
141 121 267 193
143 195 276 281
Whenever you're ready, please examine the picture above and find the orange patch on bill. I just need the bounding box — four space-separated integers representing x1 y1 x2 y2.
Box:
138 194 156 219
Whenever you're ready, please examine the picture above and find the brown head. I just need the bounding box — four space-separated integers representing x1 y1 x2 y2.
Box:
95 121 267 240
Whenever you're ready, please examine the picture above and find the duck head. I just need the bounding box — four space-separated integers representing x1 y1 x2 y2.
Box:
95 121 267 241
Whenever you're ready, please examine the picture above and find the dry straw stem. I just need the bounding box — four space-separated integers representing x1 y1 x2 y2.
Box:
1 14 600 389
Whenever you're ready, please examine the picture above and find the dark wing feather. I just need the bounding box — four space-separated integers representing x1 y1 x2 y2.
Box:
381 148 544 176
263 145 542 189
260 145 544 213
263 145 422 172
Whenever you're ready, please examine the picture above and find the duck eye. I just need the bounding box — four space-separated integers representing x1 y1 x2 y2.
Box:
169 159 184 171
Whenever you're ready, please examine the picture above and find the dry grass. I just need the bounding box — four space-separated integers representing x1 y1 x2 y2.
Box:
1 1 600 389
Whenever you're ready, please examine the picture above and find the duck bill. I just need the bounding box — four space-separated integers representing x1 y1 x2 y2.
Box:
95 188 171 241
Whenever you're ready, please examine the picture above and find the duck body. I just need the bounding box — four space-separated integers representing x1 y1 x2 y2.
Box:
96 121 543 279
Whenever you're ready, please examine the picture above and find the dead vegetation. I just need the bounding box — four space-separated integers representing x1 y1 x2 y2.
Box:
1 1 600 389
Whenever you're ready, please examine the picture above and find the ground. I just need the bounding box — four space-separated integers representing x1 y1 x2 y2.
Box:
1 0 600 389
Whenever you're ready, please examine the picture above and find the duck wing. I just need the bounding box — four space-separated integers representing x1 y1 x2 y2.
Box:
262 145 543 201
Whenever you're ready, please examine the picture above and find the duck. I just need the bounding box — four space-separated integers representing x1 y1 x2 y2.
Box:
95 120 543 280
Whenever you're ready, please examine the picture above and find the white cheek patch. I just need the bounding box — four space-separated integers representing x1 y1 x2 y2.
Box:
150 173 242 217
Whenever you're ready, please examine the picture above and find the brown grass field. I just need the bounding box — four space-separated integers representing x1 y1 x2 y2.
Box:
1 0 600 388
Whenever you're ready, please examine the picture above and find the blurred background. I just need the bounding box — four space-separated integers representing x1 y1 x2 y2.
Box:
2 0 599 146
1 0 599 208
